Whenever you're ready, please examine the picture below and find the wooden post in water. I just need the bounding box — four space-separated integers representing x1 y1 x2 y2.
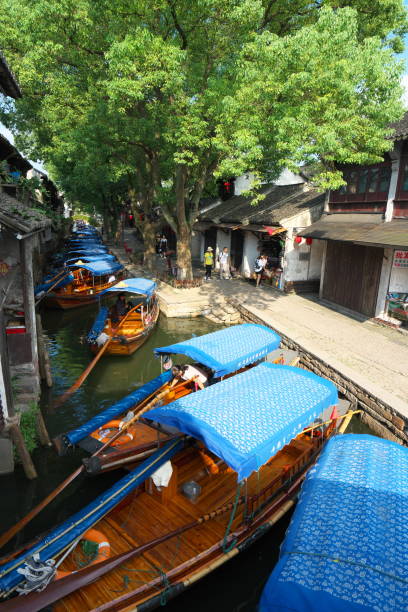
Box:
0 310 37 479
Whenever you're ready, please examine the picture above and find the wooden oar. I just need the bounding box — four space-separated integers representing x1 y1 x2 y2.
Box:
34 269 72 306
0 376 187 553
53 303 142 408
0 496 245 611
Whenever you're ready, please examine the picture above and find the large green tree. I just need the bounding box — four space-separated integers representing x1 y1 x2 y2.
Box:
0 0 406 277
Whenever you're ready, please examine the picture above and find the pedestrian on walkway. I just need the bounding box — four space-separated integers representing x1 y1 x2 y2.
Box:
204 246 214 281
254 254 267 287
219 247 230 279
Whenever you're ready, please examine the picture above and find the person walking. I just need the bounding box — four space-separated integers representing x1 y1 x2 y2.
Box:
254 254 267 287
219 247 230 279
204 246 214 281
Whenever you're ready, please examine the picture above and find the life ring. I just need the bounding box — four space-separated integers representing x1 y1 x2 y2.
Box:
56 528 110 579
95 420 134 446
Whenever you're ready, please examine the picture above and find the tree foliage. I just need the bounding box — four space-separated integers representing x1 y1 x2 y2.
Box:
0 0 406 276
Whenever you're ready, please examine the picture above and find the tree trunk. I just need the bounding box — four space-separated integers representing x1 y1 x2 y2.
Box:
176 222 193 280
142 219 157 272
174 165 193 280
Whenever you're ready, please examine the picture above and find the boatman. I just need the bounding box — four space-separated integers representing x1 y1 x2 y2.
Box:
111 293 128 323
171 364 209 390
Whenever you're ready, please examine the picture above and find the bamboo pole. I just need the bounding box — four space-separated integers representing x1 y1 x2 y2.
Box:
53 303 142 408
0 376 187 551
0 495 245 611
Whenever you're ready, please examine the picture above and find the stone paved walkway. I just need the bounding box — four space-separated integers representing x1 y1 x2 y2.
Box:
110 235 408 419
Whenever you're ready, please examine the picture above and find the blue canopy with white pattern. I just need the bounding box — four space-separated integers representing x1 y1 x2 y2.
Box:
68 260 123 276
259 434 408 612
154 323 281 378
147 362 337 480
99 278 156 297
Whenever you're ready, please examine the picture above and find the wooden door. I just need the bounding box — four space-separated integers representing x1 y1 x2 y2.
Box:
322 242 383 317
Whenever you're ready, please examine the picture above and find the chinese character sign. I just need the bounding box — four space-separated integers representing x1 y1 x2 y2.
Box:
393 250 408 268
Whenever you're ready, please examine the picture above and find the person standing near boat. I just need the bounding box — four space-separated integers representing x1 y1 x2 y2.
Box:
218 247 230 280
110 293 128 323
204 246 214 281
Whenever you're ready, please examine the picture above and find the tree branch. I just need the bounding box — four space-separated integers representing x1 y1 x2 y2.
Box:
166 0 188 50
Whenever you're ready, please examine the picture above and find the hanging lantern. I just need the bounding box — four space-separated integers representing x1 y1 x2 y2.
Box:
306 237 313 246
294 236 302 244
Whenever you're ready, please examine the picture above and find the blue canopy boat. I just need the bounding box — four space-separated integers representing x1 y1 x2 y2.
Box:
58 323 282 457
1 358 351 611
43 259 125 310
259 433 408 612
85 278 160 357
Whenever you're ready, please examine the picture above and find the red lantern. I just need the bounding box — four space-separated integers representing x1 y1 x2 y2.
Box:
294 236 302 244
306 237 313 246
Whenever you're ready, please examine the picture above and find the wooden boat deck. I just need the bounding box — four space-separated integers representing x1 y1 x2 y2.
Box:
54 433 318 611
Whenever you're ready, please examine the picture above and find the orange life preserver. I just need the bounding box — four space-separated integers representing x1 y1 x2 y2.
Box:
199 449 219 475
56 528 110 579
95 420 134 446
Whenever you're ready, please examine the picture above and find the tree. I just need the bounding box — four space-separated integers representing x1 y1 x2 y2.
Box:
0 0 406 278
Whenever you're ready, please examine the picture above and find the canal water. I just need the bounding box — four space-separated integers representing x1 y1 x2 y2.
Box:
0 308 373 611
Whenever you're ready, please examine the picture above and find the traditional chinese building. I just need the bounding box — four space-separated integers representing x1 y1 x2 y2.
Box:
193 174 325 293
300 114 408 324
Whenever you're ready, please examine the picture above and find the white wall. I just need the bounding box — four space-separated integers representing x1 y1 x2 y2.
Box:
215 229 231 269
191 230 202 259
274 169 305 186
242 233 259 277
375 248 394 318
0 357 9 421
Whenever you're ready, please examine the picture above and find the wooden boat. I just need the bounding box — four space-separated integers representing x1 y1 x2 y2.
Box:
58 324 282 468
87 279 160 357
43 260 125 309
259 433 407 612
0 360 354 611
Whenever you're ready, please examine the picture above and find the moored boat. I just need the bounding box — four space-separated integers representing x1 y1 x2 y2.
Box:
86 279 160 357
259 433 408 612
58 324 282 468
0 362 353 611
43 259 125 309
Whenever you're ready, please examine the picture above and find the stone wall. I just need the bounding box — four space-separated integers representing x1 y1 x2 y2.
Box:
229 298 408 446
203 300 242 325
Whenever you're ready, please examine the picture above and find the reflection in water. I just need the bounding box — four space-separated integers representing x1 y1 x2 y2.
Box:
0 307 375 611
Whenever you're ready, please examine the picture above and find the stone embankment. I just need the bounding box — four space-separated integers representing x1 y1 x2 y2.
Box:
202 301 242 325
229 298 408 447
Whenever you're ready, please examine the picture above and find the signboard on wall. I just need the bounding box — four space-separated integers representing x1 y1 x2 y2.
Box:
393 250 408 268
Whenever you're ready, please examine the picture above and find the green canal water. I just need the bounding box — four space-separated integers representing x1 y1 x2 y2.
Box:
0 308 373 611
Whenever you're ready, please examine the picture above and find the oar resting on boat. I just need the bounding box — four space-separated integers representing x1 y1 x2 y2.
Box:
53 303 143 408
0 376 180 553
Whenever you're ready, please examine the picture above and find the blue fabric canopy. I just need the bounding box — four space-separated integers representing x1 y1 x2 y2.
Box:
64 371 172 445
154 323 281 378
259 434 408 612
99 278 156 298
0 438 183 594
64 254 116 264
87 306 109 342
147 363 338 480
68 260 124 276
66 247 109 255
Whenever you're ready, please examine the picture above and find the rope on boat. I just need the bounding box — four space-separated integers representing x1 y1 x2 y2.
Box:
222 481 244 554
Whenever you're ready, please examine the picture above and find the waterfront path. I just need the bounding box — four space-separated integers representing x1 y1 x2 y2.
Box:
158 278 408 419
109 234 408 421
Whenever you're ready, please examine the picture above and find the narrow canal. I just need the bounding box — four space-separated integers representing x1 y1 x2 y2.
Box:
0 308 373 611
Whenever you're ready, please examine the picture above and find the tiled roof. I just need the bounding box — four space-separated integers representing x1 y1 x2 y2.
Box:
199 183 325 227
300 219 408 249
0 190 51 233
389 111 408 141
0 53 21 99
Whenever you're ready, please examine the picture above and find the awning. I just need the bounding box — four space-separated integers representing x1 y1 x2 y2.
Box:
299 219 408 249
154 323 281 378
68 260 124 276
99 278 156 297
147 362 338 481
260 434 408 612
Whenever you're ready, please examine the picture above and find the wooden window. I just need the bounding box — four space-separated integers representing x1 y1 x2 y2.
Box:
330 162 391 210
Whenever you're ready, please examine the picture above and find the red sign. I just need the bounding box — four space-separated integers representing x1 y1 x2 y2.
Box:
394 250 408 268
